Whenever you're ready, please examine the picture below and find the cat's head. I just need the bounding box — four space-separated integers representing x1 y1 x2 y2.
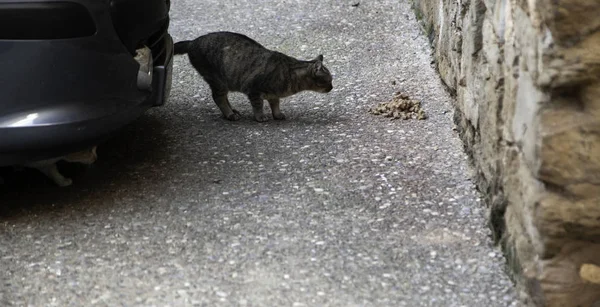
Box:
308 55 333 93
64 146 98 165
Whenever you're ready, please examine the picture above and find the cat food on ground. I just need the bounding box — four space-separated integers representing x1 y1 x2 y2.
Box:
369 92 427 120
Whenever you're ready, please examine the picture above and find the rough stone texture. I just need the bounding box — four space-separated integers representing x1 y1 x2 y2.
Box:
411 0 600 305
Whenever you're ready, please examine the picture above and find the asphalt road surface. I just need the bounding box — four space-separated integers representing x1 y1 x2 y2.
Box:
1 0 517 306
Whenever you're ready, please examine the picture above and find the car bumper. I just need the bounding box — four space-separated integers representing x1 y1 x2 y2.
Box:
0 0 173 166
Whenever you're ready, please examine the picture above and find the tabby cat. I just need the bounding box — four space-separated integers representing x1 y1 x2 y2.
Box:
174 31 333 122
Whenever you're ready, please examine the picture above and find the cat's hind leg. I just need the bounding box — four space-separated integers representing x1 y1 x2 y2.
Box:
268 98 286 120
209 85 241 121
249 93 269 122
36 164 72 187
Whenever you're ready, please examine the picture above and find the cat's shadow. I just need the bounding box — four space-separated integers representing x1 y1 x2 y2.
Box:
0 114 171 219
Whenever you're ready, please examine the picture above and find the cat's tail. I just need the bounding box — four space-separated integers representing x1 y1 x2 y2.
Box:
174 40 192 55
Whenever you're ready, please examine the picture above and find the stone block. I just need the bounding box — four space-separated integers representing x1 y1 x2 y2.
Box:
412 0 600 304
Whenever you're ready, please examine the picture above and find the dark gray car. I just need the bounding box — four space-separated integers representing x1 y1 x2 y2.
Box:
0 0 173 166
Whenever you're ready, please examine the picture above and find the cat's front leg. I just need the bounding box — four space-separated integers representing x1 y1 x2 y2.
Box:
249 94 269 122
37 164 73 187
210 87 241 121
268 98 286 120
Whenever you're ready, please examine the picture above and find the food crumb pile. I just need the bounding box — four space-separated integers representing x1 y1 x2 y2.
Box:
369 92 427 120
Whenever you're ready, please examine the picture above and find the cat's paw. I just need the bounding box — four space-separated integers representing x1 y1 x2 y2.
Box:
225 112 242 121
273 112 286 120
254 114 270 122
56 178 73 187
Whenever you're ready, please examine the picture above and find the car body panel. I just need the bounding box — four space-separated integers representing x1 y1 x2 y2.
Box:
0 0 173 166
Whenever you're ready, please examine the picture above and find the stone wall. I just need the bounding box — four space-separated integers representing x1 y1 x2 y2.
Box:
411 0 600 305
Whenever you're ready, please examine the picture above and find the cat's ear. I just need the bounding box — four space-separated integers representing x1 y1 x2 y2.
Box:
314 61 323 70
312 55 324 74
